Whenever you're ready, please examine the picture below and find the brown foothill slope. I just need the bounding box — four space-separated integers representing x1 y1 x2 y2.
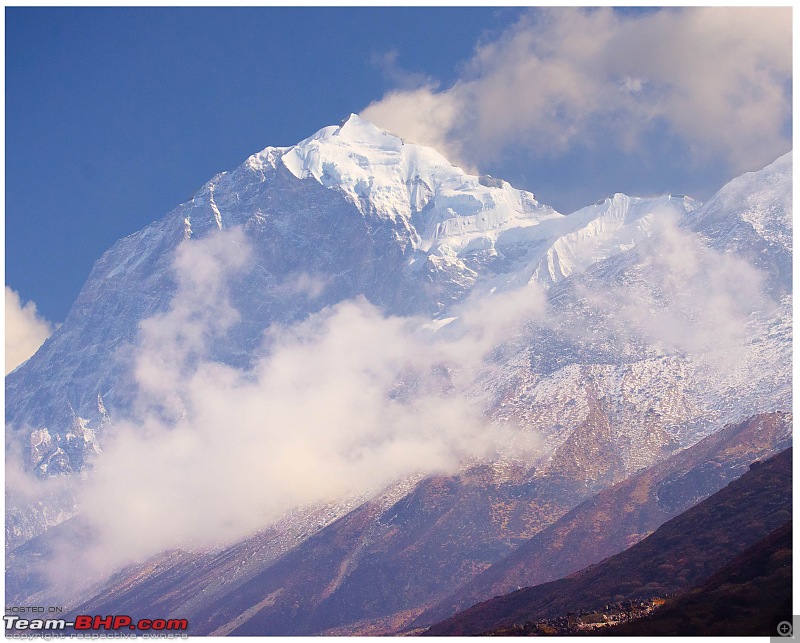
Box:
604 521 792 636
214 468 590 636
71 464 592 636
416 411 791 627
425 446 792 635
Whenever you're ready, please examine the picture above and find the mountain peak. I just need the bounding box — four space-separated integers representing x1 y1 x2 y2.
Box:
276 115 559 242
296 113 400 149
337 112 389 141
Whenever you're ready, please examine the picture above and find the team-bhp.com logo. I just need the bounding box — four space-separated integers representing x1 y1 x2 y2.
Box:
4 615 188 632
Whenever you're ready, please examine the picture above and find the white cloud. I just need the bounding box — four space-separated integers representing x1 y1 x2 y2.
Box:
370 49 433 91
5 286 54 375
70 229 543 573
131 228 251 420
361 7 791 175
562 210 775 371
278 272 328 300
362 83 471 172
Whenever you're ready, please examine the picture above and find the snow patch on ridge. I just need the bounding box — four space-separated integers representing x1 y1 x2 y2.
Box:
209 184 223 230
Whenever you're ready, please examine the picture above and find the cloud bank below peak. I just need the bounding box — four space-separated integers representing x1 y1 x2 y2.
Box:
67 229 545 574
361 7 791 183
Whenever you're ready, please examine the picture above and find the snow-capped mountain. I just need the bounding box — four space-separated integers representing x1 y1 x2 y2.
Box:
5 116 701 460
687 151 792 296
6 115 791 621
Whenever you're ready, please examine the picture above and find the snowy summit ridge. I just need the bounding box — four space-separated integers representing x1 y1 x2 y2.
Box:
245 114 697 284
253 114 558 250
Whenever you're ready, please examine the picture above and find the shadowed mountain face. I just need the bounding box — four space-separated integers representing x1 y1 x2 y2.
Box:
414 411 791 628
604 521 792 637
425 447 792 636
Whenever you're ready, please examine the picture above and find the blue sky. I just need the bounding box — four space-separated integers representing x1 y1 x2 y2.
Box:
6 6 792 325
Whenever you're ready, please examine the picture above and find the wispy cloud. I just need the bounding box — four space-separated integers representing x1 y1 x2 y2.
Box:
362 7 791 176
69 229 543 574
5 286 54 374
571 211 775 361
370 49 433 91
